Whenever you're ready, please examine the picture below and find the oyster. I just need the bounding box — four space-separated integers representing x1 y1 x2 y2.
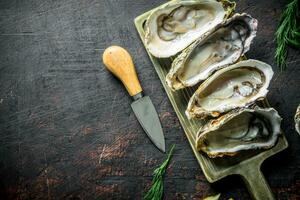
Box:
186 59 273 119
295 104 300 134
145 0 235 58
197 107 282 158
166 13 257 90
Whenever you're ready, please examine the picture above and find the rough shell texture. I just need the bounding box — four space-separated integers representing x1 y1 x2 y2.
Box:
186 59 274 119
197 106 282 158
144 0 235 58
166 13 257 90
295 104 300 134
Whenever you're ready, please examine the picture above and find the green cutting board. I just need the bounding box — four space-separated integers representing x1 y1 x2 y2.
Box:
134 2 288 200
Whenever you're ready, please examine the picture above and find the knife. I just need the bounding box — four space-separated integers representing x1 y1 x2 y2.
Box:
102 46 166 152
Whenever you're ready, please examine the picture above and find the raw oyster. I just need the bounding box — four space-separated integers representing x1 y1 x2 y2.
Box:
186 59 273 119
144 0 235 58
295 104 300 134
197 107 282 158
166 13 257 90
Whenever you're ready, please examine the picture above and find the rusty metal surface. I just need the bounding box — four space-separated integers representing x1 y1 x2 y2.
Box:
0 0 299 199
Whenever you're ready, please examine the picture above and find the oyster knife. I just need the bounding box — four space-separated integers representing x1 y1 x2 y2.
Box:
102 46 165 152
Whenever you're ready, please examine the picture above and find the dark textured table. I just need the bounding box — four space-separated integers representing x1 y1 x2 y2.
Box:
0 0 299 199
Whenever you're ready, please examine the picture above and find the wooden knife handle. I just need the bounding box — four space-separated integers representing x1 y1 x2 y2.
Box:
102 46 143 96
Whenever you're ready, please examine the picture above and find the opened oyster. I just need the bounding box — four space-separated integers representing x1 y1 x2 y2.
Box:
295 104 300 134
186 59 273 119
197 107 282 158
145 0 235 58
166 13 257 90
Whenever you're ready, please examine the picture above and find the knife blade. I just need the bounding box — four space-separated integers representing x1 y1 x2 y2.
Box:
102 46 166 152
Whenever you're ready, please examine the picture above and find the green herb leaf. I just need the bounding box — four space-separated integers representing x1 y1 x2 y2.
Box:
275 0 300 70
143 144 175 200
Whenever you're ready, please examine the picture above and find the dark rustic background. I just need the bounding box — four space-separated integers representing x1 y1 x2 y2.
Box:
0 0 299 199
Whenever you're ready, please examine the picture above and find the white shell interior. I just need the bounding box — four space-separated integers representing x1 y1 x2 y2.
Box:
177 15 256 86
197 108 282 157
186 59 273 119
295 105 300 134
197 67 263 112
145 0 227 58
202 112 270 153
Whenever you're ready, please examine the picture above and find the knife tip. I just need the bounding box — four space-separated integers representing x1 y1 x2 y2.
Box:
159 145 166 153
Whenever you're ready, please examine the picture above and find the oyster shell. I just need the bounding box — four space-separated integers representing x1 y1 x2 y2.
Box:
197 107 282 158
166 13 257 90
295 104 300 134
186 59 273 119
145 0 235 58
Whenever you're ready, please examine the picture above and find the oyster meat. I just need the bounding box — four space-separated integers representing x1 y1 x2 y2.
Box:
186 59 274 119
295 104 300 134
145 0 235 58
197 107 282 158
166 13 257 90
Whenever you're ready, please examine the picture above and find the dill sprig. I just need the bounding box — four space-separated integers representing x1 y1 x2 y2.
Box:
275 0 300 70
143 144 175 200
